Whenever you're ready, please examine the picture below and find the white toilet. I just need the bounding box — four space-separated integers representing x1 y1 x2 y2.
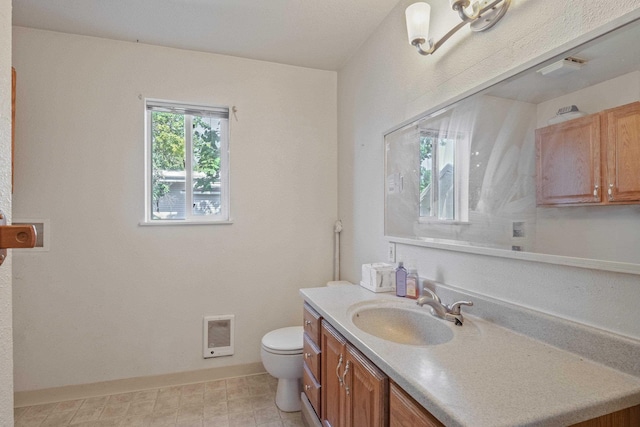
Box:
261 326 304 412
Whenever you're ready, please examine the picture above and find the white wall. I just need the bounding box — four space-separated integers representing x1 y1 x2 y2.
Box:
0 0 13 422
12 27 337 391
338 0 640 340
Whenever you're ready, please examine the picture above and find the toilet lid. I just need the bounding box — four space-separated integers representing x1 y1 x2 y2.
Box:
262 326 303 353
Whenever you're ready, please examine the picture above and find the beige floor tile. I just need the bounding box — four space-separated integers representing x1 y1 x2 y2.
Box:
100 403 129 420
53 400 84 413
80 396 109 410
203 389 226 403
41 410 76 426
154 395 180 412
203 401 228 418
252 395 275 410
118 415 149 427
253 406 281 425
127 400 156 417
249 384 271 396
203 415 229 427
147 413 178 427
13 373 301 427
132 389 159 403
225 387 250 400
180 393 204 407
108 392 136 405
224 378 248 389
157 386 182 399
204 380 225 392
176 404 203 422
228 411 256 427
226 397 253 414
181 384 205 396
70 407 104 424
14 406 29 419
16 414 48 427
24 403 58 417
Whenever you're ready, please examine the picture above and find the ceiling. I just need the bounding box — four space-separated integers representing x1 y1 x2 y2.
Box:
12 0 401 71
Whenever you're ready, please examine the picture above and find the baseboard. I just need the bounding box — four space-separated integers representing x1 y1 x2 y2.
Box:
14 362 265 408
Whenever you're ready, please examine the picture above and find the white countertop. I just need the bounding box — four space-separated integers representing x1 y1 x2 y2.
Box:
300 285 640 427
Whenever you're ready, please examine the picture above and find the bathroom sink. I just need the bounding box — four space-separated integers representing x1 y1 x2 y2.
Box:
349 301 454 346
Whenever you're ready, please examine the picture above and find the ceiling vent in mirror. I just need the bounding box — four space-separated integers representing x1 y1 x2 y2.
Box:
537 57 586 77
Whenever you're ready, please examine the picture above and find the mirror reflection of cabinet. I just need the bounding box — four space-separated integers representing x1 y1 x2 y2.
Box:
536 101 640 206
605 102 640 202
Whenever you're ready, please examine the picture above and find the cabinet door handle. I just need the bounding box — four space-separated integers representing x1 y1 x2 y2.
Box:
608 184 614 200
342 361 351 395
593 184 599 198
304 320 312 327
304 384 311 391
336 353 344 387
304 352 312 359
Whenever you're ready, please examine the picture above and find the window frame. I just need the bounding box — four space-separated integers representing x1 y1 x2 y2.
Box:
142 99 231 225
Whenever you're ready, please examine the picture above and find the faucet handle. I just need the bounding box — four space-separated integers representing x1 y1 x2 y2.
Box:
448 300 473 315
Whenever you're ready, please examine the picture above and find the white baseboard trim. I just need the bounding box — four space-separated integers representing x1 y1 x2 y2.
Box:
14 362 265 408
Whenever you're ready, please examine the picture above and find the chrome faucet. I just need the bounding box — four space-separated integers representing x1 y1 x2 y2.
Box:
417 288 473 326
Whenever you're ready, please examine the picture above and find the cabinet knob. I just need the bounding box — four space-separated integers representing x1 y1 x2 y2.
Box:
304 352 312 359
593 184 599 198
304 320 312 326
304 384 311 391
608 183 614 200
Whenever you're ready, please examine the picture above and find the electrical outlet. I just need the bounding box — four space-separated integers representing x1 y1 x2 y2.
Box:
387 243 396 263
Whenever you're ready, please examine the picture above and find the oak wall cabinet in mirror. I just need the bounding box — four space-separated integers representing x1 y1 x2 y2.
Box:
536 102 640 206
385 17 640 274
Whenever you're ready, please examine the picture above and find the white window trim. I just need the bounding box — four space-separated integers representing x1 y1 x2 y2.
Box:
141 99 232 225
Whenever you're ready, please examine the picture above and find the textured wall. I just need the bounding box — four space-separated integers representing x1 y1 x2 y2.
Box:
338 0 640 339
12 27 337 391
0 0 12 423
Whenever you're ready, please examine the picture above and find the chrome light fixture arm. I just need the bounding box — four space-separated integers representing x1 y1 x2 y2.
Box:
411 0 511 56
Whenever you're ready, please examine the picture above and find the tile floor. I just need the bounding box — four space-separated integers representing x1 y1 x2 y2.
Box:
14 373 305 427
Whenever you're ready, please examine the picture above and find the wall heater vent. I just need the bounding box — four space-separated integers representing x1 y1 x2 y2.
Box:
203 315 234 358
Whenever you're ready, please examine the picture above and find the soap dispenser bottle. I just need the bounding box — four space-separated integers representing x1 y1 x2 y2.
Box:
395 262 407 297
406 269 419 299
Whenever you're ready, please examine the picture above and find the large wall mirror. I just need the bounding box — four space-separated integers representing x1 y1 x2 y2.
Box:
385 17 640 274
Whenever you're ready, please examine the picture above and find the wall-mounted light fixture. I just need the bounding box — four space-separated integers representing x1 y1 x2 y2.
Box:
406 0 511 56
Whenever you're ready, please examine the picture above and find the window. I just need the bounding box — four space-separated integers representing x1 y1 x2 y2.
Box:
419 121 469 222
145 100 230 223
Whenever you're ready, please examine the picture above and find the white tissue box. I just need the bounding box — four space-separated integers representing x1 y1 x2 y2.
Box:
360 263 396 293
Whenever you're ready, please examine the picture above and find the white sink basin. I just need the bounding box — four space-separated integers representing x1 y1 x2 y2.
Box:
349 300 454 346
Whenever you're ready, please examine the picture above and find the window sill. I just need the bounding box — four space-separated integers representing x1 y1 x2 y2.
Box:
139 220 233 226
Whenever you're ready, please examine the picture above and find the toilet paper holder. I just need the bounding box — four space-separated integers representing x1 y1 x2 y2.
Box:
0 210 37 266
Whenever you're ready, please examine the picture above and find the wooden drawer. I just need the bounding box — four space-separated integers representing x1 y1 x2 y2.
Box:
303 333 321 380
303 363 321 417
303 302 322 345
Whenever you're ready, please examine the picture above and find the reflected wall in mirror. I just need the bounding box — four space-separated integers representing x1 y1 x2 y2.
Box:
385 18 640 268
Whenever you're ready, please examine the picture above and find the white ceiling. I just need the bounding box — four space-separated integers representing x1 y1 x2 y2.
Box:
12 0 401 71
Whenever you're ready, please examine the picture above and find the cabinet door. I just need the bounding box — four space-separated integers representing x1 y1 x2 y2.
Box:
321 321 347 427
535 114 601 205
344 345 388 427
390 382 444 427
605 102 640 203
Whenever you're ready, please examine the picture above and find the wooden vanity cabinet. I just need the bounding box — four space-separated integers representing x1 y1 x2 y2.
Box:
303 303 323 417
390 382 444 427
320 320 388 427
536 101 640 206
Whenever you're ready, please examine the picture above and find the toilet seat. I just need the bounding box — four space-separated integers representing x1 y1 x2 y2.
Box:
261 326 303 355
